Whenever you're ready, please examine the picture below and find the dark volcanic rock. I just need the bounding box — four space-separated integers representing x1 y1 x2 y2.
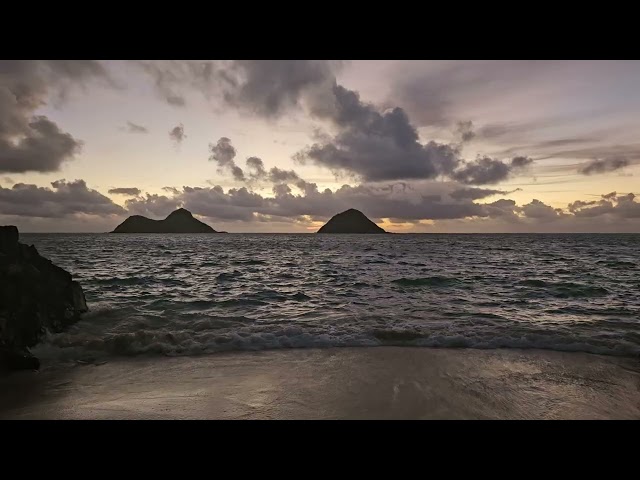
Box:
0 226 88 372
112 208 221 233
317 209 387 234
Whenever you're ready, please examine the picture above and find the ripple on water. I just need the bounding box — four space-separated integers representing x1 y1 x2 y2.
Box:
18 232 640 361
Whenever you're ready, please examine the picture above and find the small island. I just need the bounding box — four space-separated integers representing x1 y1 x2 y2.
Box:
317 208 387 234
112 208 224 233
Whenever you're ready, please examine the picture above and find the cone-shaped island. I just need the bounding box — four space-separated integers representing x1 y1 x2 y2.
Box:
317 209 387 234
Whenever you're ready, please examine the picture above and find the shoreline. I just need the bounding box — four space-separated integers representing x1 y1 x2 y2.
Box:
1 347 639 419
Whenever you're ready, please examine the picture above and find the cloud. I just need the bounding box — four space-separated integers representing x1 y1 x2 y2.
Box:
391 61 559 128
169 123 186 144
133 62 535 187
107 187 142 196
142 180 497 224
297 84 459 181
134 61 195 107
219 60 342 117
162 186 180 195
455 121 475 143
245 156 266 181
451 157 511 185
520 199 565 220
535 144 640 163
124 193 181 218
268 167 299 183
3 176 639 232
294 83 531 185
568 192 640 218
208 137 245 181
123 121 148 134
136 60 343 117
578 156 630 175
148 179 640 231
0 115 83 173
0 60 111 174
0 179 125 218
451 156 532 185
450 187 518 200
510 156 534 169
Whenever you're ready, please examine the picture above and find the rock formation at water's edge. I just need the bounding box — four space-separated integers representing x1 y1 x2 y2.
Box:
0 226 88 371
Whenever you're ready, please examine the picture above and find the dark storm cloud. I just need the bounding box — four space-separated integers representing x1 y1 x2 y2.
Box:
135 61 532 187
107 187 142 196
0 116 83 173
451 157 511 185
296 84 460 181
0 179 125 218
0 60 112 173
135 60 343 116
208 137 244 181
578 156 630 175
123 121 148 134
219 60 342 117
295 83 530 185
169 123 186 144
451 156 533 185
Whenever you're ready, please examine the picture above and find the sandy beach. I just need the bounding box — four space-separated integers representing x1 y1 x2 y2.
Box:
1 347 639 419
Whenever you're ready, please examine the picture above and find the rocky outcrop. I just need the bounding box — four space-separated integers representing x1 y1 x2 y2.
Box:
0 226 88 371
317 209 387 234
112 208 222 233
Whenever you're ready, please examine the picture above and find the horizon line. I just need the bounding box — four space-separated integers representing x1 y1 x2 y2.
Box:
17 231 640 235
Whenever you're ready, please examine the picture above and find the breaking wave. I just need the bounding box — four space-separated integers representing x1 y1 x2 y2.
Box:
20 232 640 364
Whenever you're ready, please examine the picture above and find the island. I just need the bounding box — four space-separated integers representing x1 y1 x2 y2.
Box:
112 208 224 233
317 208 387 234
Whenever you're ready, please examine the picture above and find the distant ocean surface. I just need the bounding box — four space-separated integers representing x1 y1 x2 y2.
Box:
21 233 640 362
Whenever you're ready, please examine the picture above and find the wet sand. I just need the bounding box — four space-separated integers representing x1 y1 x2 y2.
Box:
1 347 639 419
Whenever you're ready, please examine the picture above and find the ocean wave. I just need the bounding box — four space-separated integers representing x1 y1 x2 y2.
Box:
23 233 640 366
230 259 267 266
596 260 637 268
216 271 243 282
33 322 640 362
518 280 609 298
392 276 461 287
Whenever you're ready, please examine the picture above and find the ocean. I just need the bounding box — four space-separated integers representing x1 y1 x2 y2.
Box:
21 233 640 363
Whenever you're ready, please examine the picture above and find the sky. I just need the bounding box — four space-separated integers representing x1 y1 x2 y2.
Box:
1 60 639 233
